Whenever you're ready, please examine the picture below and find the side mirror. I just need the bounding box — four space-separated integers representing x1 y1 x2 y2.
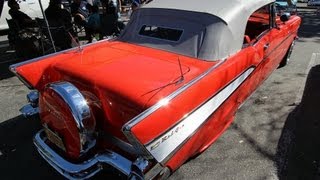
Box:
280 13 290 22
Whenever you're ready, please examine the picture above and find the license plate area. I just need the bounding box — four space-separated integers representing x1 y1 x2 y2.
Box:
44 126 66 152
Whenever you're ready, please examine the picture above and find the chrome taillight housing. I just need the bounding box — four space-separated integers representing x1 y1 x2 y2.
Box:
40 81 96 159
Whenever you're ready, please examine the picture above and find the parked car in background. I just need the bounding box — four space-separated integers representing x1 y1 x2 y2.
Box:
10 0 301 179
0 0 50 31
308 0 320 6
275 0 298 14
276 0 298 6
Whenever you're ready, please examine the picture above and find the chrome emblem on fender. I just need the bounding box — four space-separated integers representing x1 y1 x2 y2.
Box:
150 123 185 151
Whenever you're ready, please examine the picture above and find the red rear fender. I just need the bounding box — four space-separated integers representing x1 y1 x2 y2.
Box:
10 52 77 90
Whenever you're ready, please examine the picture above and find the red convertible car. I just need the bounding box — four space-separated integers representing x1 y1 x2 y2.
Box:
10 0 300 179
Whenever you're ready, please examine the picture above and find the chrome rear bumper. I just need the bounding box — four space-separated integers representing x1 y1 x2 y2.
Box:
34 130 149 179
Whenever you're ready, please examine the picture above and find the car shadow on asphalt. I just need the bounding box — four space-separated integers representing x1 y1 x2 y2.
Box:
0 115 63 179
276 65 320 180
0 42 18 80
0 115 130 179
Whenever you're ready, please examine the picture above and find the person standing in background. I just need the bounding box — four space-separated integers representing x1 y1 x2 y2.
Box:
85 4 101 42
45 0 74 49
8 0 37 29
131 0 143 12
45 0 73 29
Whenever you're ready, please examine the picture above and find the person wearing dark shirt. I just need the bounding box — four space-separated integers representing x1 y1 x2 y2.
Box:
70 0 88 27
85 4 101 42
45 0 74 50
8 0 37 29
7 0 42 59
100 1 124 37
71 0 89 18
45 0 73 30
131 0 141 11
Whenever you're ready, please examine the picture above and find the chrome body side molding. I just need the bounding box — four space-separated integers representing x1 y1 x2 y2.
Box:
145 67 254 162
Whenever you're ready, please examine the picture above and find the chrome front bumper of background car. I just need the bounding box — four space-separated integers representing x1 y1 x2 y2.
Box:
34 130 155 179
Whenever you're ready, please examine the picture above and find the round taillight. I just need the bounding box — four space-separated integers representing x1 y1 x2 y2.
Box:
39 82 96 159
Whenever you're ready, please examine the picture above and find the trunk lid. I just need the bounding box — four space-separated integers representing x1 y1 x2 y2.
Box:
14 41 214 108
13 41 216 135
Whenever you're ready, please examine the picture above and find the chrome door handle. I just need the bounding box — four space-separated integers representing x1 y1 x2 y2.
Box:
264 43 270 51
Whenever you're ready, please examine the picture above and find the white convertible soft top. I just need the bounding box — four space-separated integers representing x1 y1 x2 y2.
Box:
119 0 275 61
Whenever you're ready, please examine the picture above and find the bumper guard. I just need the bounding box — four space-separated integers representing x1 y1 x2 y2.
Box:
20 91 39 117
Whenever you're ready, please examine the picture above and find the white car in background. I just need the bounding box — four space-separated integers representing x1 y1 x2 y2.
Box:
0 0 49 31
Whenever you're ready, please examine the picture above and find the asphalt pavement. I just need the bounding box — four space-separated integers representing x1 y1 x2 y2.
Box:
0 3 320 180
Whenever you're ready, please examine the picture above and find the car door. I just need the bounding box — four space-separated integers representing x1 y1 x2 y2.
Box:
249 3 289 83
235 3 289 104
